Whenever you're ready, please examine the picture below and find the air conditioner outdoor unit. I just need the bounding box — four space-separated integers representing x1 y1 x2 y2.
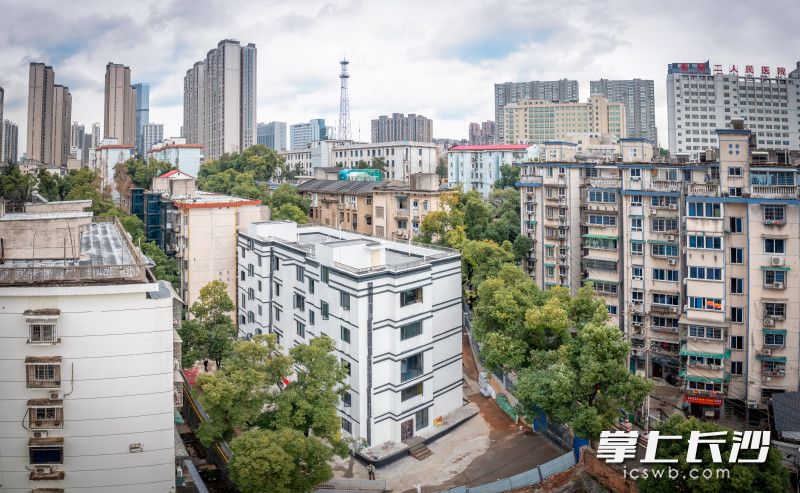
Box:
33 431 48 439
668 258 677 265
34 466 54 474
668 204 678 210
747 400 759 409
761 348 772 356
49 392 61 400
764 318 775 326
631 176 641 181
773 282 784 289
667 234 676 242
771 256 785 266
669 306 678 313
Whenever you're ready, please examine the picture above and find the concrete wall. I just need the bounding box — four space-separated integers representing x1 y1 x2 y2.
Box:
0 214 92 260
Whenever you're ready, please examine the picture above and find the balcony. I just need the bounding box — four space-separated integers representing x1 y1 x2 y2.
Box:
395 208 409 218
650 340 680 356
687 183 720 197
651 180 682 192
589 178 622 189
650 304 680 314
751 185 799 198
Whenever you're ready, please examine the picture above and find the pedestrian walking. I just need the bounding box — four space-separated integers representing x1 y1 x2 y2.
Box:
203 360 209 372
367 463 375 480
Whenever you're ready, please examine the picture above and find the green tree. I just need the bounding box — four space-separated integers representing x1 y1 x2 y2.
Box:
511 234 533 261
270 183 309 213
179 280 236 369
0 165 37 205
460 239 515 298
194 334 292 445
260 336 349 456
514 322 652 440
436 156 448 179
494 163 520 189
229 428 335 493
36 169 64 201
638 415 789 493
272 203 308 224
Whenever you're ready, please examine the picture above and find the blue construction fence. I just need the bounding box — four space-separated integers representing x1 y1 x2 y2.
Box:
436 451 576 493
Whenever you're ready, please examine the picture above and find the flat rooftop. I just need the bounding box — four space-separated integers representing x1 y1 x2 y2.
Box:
0 211 93 221
171 190 262 206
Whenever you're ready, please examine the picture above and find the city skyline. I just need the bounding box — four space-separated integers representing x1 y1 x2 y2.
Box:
0 0 798 157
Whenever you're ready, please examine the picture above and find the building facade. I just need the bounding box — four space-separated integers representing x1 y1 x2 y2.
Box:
104 63 136 146
371 113 433 143
504 95 627 145
290 119 326 150
518 126 800 422
332 141 438 181
3 119 19 164
236 221 463 447
183 40 257 161
95 140 134 190
51 85 72 167
590 78 657 144
141 123 164 156
666 60 800 158
133 82 150 156
26 63 55 165
148 138 203 177
0 203 176 491
447 144 532 198
256 121 287 151
495 79 579 142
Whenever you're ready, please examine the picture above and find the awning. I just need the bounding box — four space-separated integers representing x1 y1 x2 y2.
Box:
29 437 64 446
544 262 555 267
682 374 727 384
27 399 63 408
582 234 618 240
680 346 731 359
761 266 791 272
544 243 555 248
764 329 787 336
647 239 677 245
25 356 62 364
585 278 617 285
757 355 787 363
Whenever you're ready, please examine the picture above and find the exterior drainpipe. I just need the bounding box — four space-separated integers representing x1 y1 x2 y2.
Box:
367 282 374 446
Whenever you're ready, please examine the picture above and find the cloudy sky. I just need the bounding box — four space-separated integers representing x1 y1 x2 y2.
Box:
0 0 798 154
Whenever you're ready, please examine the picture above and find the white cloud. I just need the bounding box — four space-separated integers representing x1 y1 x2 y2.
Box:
0 0 798 153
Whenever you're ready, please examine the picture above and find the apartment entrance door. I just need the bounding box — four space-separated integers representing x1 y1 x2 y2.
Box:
401 419 414 440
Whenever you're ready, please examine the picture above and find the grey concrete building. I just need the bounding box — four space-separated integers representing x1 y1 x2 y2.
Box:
0 87 3 162
257 121 287 151
370 113 433 143
26 63 55 164
104 63 135 146
51 85 72 167
494 79 579 142
183 40 257 161
290 119 326 150
590 78 657 144
2 120 18 164
133 83 150 156
141 123 164 155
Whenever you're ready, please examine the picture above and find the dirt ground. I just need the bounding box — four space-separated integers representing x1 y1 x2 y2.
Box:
332 331 562 492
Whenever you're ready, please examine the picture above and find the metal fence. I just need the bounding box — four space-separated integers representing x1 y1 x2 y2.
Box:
180 372 234 481
436 452 576 493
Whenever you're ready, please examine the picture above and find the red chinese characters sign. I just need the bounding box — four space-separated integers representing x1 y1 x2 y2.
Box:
686 396 723 406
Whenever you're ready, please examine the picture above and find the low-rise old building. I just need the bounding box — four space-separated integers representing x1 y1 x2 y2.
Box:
0 201 176 491
148 137 204 178
518 121 800 423
447 144 533 198
236 221 463 447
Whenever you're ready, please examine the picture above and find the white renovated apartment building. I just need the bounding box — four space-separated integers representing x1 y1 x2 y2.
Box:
236 221 463 447
94 139 134 191
519 125 799 422
666 60 800 158
332 141 439 182
447 144 534 197
0 202 176 492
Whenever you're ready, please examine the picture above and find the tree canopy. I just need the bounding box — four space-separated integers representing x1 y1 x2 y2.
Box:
179 280 236 369
637 415 789 493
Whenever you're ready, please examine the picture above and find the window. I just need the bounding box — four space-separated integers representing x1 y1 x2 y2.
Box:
730 335 744 350
764 238 785 254
688 296 723 311
293 293 305 311
258 305 262 316
401 382 423 401
247 310 254 323
29 444 64 465
688 266 722 280
400 287 423 307
308 278 314 294
651 218 679 232
763 205 785 223
631 241 643 255
764 302 786 319
730 278 744 294
341 417 352 433
400 353 424 382
588 214 616 226
687 235 722 250
29 324 57 343
632 266 643 280
275 308 281 321
587 190 616 203
248 287 254 300
401 321 423 340
764 332 786 347
730 248 744 264
730 361 743 375
651 196 678 208
730 307 743 323
241 293 246 308
342 392 352 407
415 407 429 431
340 326 351 343
274 283 281 296
631 195 642 206
296 321 305 338
631 217 642 232
652 293 679 306
29 405 63 429
271 256 280 271
342 359 351 375
687 325 722 339
651 243 678 257
584 237 617 250
631 290 643 302
258 280 262 292
296 266 304 282
248 264 254 276
321 301 329 319
240 270 245 281
687 202 721 218
764 270 786 287
340 291 351 310
27 363 60 388
729 217 742 233
321 266 330 284
607 305 618 315
729 167 743 176
308 310 315 325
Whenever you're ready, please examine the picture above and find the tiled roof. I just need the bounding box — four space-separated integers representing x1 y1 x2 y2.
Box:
772 391 800 432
